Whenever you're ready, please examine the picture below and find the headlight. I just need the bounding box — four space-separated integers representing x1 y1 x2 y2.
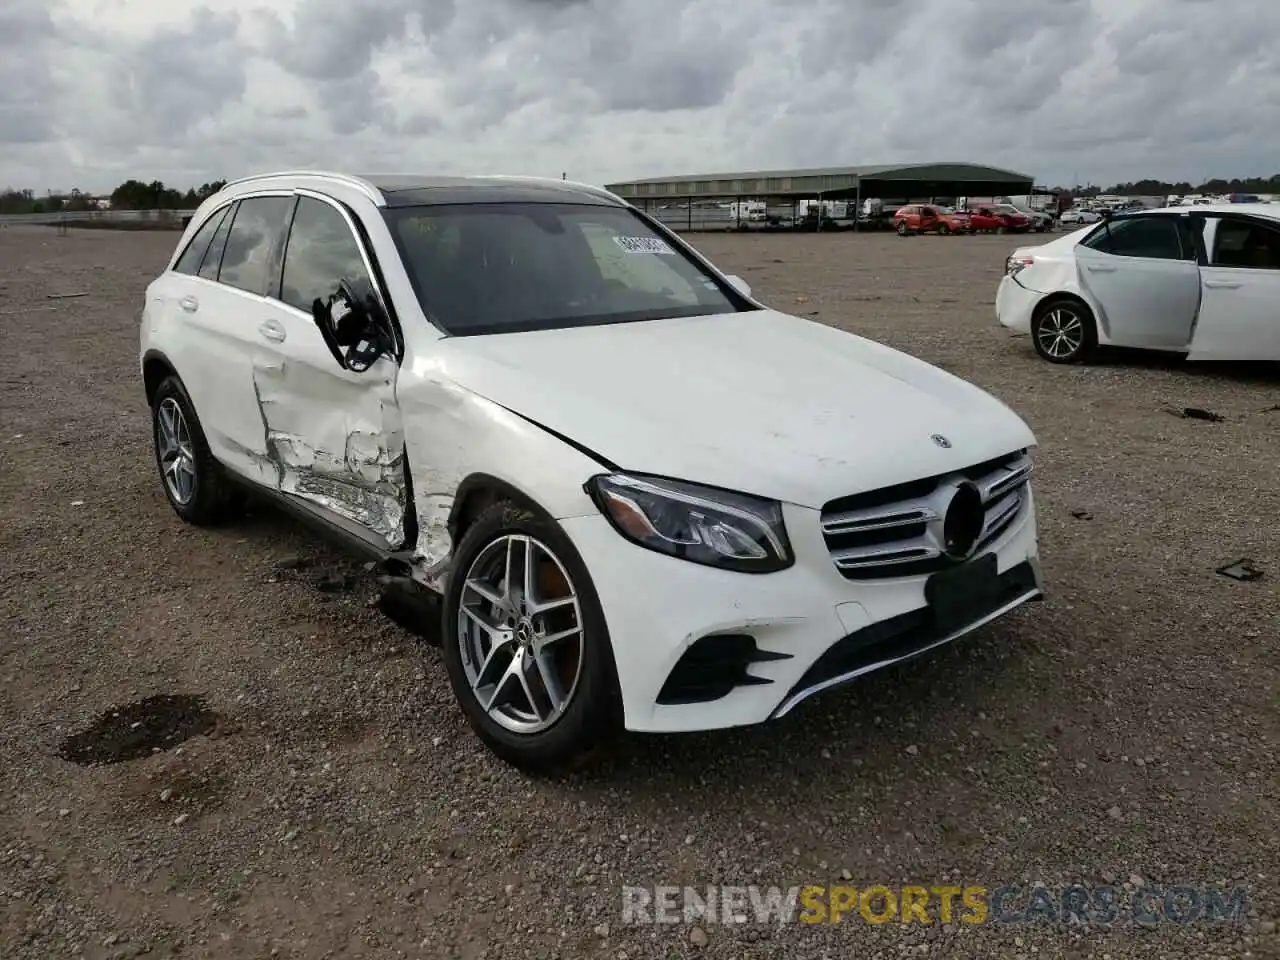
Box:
586 474 793 573
1006 255 1035 277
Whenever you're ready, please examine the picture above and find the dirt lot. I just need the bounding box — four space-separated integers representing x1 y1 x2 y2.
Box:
1 224 1278 960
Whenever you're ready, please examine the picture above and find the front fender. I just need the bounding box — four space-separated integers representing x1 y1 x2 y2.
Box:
397 375 606 578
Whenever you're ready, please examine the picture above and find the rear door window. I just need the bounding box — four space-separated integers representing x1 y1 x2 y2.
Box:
197 202 236 281
1208 217 1280 270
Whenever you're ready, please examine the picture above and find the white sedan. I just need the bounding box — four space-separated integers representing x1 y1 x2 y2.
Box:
1057 208 1101 225
996 204 1280 363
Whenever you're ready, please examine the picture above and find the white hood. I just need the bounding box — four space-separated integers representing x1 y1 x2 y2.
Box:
434 310 1036 508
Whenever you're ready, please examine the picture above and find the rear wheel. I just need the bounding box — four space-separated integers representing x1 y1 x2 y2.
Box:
151 376 243 525
440 501 622 773
1031 298 1098 364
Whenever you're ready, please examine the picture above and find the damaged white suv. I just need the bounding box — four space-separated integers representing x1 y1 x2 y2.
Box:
141 171 1044 770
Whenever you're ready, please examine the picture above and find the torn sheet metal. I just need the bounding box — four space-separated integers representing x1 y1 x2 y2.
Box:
252 358 407 545
394 367 610 594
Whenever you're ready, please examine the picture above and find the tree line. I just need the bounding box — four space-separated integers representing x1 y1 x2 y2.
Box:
0 179 227 215
1060 174 1280 197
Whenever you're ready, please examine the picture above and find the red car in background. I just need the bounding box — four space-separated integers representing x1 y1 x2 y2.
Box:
968 204 1032 234
893 204 971 235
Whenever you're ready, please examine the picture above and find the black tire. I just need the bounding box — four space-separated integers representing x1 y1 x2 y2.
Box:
440 501 622 774
1031 298 1099 364
996 225 1007 235
937 224 950 236
896 220 909 236
151 375 244 525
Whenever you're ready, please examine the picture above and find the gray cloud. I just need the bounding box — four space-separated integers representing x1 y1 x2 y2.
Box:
2 0 1280 192
107 8 248 141
0 1 61 149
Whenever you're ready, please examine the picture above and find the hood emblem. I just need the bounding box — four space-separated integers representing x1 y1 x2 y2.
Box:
931 434 952 449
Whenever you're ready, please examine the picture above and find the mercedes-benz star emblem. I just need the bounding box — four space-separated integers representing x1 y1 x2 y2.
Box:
515 620 535 647
931 434 952 449
941 481 984 560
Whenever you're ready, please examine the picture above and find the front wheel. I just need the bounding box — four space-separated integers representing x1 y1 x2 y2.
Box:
937 224 950 236
1031 298 1098 364
440 502 622 773
896 220 910 236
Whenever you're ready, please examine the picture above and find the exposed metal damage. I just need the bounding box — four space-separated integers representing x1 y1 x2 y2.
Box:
409 491 454 585
251 360 408 545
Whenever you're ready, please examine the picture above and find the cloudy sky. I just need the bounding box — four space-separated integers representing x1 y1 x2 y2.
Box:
3 0 1278 195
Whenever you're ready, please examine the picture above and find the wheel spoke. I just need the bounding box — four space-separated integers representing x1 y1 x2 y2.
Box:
535 625 581 651
473 630 514 691
157 404 176 453
462 603 505 641
463 578 505 609
528 595 576 616
531 650 565 712
482 658 520 713
503 536 520 609
522 537 538 608
514 652 545 722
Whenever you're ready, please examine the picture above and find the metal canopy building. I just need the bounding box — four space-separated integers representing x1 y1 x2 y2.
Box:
604 162 1034 204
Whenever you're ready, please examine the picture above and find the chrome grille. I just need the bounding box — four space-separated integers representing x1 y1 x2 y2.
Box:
820 451 1032 580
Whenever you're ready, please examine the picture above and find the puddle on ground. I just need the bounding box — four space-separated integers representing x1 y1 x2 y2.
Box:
58 695 220 766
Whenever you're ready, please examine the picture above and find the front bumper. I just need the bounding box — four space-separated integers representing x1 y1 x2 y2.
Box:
559 488 1042 734
995 276 1039 334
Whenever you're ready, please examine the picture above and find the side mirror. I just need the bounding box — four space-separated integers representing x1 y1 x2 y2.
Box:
312 278 394 373
724 274 752 298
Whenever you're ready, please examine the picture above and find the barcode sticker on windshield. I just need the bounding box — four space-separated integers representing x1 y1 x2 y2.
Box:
613 236 675 255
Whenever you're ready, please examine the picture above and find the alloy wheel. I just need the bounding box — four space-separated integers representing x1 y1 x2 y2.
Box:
1037 307 1085 359
457 534 585 735
156 397 197 505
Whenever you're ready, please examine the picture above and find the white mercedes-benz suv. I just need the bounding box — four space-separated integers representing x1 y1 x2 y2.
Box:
140 171 1043 770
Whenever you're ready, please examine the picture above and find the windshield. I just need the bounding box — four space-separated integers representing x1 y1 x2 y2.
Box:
383 202 748 336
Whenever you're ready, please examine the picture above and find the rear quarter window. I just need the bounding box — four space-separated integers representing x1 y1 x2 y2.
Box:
173 206 230 276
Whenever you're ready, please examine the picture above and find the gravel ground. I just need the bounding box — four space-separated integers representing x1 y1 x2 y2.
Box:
1 224 1277 960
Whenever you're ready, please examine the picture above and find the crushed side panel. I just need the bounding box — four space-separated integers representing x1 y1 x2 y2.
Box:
251 355 407 545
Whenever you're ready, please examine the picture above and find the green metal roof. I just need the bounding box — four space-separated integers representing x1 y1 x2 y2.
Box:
605 162 1034 199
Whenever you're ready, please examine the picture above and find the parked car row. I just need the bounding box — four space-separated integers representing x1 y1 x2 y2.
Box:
894 203 1051 236
997 203 1280 363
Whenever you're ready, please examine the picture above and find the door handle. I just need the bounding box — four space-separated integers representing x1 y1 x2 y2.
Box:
1084 264 1116 273
1204 279 1241 289
179 295 199 313
258 319 287 343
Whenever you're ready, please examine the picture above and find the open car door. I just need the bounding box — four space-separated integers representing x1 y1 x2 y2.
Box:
1187 213 1280 361
1072 214 1201 349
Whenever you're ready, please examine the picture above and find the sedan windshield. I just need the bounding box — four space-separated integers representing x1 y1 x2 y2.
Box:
384 202 747 336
